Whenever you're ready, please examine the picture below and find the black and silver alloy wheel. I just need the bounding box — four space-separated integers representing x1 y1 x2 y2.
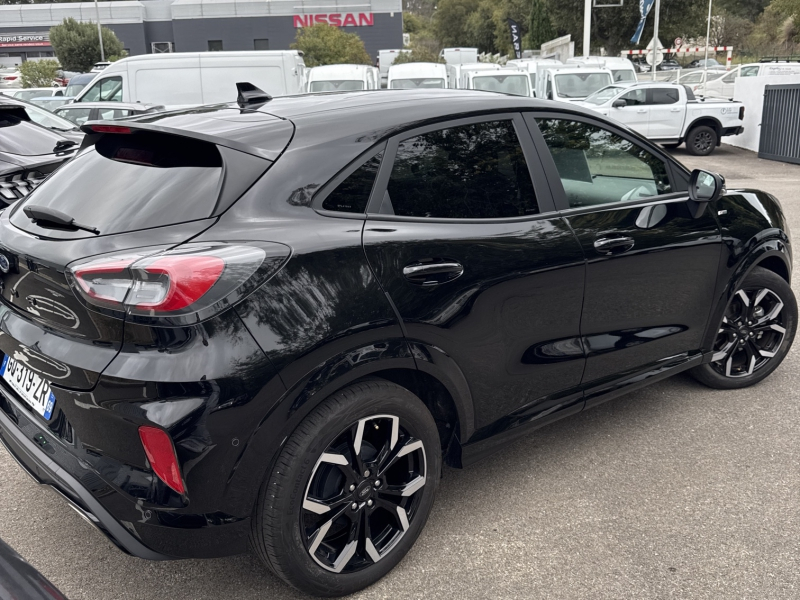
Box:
692 267 797 389
302 414 427 574
710 288 786 377
251 380 441 597
686 125 718 156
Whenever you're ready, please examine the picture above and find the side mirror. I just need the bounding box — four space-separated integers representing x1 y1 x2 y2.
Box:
612 99 627 108
687 169 725 218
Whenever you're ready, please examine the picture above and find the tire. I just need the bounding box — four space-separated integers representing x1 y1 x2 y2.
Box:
691 267 797 389
685 125 718 156
250 380 441 597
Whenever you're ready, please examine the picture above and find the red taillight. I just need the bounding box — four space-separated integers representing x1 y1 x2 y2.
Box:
2 76 17 81
138 426 185 494
89 125 131 134
67 243 281 322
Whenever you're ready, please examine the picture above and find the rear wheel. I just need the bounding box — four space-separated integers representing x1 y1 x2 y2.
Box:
251 380 441 597
691 267 796 389
686 125 718 156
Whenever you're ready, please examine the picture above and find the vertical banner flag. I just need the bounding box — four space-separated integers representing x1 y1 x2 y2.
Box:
631 0 656 44
508 19 522 59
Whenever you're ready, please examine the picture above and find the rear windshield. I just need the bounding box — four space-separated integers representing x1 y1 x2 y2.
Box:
14 132 223 235
0 114 64 156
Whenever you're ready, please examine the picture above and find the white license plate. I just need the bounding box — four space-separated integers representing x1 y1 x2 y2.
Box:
0 354 55 420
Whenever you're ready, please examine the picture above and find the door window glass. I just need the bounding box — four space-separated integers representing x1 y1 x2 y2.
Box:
536 118 672 208
322 151 383 213
80 77 123 102
620 89 646 105
58 108 92 125
740 66 760 77
650 88 679 104
386 120 538 219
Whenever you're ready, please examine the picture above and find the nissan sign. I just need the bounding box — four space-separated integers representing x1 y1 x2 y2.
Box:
293 13 375 27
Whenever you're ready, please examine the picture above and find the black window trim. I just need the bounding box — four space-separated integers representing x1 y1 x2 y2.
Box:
364 112 558 224
311 141 387 220
523 110 690 215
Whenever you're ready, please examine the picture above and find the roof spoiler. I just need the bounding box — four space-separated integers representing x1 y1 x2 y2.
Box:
236 82 272 109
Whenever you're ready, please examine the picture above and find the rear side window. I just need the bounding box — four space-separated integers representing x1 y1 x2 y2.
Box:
386 120 538 219
13 132 223 235
322 151 383 213
650 88 679 104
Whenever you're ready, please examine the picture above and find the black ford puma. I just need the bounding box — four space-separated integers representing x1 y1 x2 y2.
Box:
0 88 793 597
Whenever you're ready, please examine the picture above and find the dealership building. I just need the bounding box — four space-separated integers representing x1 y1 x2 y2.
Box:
0 0 403 64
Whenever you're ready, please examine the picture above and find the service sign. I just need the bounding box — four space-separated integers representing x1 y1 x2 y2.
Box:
293 13 374 27
0 32 50 48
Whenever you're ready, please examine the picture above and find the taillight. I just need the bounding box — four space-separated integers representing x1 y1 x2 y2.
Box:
2 76 17 81
67 242 289 324
138 426 185 494
88 125 131 134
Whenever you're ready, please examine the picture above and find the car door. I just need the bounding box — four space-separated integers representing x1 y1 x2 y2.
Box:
360 114 587 433
608 88 649 135
526 113 723 405
646 86 683 139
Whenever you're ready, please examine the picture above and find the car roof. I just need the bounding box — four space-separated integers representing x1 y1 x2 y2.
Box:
93 89 600 160
58 101 161 110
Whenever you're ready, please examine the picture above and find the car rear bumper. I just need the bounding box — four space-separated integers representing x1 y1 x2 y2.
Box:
721 126 744 136
0 383 252 561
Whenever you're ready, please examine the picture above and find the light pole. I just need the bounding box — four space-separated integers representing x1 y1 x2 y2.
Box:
583 0 591 57
703 0 713 86
94 0 105 62
651 0 660 81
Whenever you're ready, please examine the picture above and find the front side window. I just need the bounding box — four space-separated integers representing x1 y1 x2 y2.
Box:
650 88 679 104
386 120 539 219
322 151 383 213
740 66 760 77
620 89 646 106
80 76 122 102
536 118 671 208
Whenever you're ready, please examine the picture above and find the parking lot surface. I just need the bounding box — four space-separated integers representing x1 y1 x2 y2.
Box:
1 145 798 600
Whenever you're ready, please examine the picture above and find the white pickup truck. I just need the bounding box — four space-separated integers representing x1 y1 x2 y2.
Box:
579 81 744 156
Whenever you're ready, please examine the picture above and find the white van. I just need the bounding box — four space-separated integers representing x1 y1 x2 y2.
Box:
463 68 533 97
306 64 380 92
387 62 448 89
446 62 501 89
697 62 800 98
72 51 306 109
567 56 637 83
507 58 561 97
378 49 410 87
439 48 479 65
537 66 613 102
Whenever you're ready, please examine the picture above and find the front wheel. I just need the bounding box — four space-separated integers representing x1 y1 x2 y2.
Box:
691 267 796 389
686 125 718 156
251 380 441 597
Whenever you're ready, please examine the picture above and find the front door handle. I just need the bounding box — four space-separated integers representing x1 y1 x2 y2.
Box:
637 109 647 113
593 236 635 255
403 261 464 286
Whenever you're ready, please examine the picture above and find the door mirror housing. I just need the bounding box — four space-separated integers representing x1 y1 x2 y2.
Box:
612 99 627 108
687 169 725 218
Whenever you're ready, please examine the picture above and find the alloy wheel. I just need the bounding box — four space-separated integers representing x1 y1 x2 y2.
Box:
693 130 714 154
711 287 787 377
301 414 427 574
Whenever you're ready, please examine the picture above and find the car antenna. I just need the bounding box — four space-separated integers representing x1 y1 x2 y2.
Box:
236 82 272 109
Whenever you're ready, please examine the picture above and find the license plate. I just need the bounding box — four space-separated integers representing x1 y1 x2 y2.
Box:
0 354 55 420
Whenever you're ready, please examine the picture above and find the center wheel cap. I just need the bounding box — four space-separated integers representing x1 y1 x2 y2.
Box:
355 480 373 502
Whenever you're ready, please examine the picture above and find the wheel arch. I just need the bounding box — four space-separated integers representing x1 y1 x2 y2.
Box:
701 242 792 354
686 117 723 143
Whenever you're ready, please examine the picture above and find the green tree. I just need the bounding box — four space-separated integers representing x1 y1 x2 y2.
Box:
525 0 554 50
465 1 498 53
434 0 481 47
18 59 60 88
392 47 443 64
49 18 125 72
291 23 372 67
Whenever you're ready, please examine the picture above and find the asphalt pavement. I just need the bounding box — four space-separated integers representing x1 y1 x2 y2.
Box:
1 145 799 600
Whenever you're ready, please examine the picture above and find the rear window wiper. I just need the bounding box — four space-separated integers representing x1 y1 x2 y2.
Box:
53 140 77 153
23 205 100 235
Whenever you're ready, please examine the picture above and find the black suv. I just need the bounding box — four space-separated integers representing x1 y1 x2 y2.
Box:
0 89 794 596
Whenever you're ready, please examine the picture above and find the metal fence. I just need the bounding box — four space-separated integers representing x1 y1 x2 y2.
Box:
759 84 800 164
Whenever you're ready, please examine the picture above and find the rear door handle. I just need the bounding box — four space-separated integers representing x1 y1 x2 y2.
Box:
593 236 635 255
637 109 647 113
403 261 464 286
670 107 682 112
